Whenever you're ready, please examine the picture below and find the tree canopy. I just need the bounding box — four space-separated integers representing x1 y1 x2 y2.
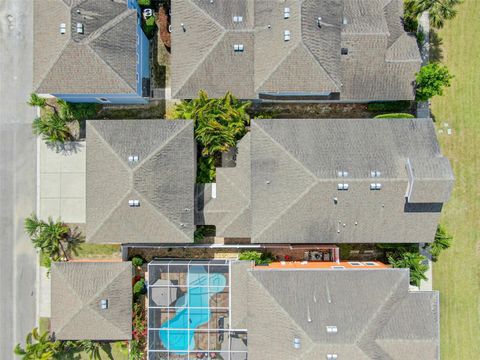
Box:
405 0 463 29
416 62 453 101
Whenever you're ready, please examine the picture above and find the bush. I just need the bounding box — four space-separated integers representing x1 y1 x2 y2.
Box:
337 244 352 259
427 224 453 261
197 156 216 183
133 278 146 297
374 113 415 119
367 101 411 112
32 113 73 145
137 0 151 6
142 15 156 39
416 63 453 101
388 251 428 287
238 251 273 265
131 256 144 267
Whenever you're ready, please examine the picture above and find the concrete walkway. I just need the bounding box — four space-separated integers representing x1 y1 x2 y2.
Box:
417 11 431 118
38 267 51 318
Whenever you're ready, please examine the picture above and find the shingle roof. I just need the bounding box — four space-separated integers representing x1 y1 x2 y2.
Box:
34 0 137 94
171 0 421 100
196 134 251 238
86 120 196 244
245 268 439 360
51 261 132 340
250 118 454 243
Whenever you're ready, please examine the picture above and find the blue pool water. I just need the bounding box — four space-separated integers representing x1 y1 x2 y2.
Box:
159 266 226 353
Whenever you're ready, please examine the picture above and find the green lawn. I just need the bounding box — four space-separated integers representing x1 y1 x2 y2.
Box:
430 1 480 358
73 243 122 259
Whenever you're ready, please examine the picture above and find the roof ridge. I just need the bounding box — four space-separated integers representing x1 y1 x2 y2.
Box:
81 8 135 45
300 42 342 91
355 271 409 359
86 40 136 92
85 264 131 336
174 0 227 96
248 271 317 352
254 39 300 93
35 39 73 92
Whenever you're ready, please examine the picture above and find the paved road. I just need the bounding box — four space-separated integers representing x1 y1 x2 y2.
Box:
0 0 37 358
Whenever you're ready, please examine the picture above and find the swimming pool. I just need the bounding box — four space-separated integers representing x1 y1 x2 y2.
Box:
159 265 226 353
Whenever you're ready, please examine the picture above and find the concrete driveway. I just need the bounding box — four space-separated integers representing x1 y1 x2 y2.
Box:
0 0 37 358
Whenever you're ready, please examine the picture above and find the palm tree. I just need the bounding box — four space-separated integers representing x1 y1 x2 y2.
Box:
27 93 47 108
405 0 463 29
174 90 251 156
79 340 102 360
428 224 453 261
32 112 73 145
13 328 61 360
388 252 429 287
24 214 83 262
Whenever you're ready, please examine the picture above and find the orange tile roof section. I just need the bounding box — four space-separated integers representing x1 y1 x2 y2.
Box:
255 261 388 270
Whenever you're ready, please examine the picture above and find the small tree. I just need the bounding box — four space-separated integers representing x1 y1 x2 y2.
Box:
388 252 429 287
133 278 146 297
415 63 453 101
32 113 73 145
428 224 453 261
24 214 83 263
405 0 463 29
174 90 251 156
13 328 61 360
78 340 102 360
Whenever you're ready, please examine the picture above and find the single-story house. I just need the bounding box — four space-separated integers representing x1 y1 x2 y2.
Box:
86 119 196 244
198 118 454 243
147 259 440 360
171 0 421 101
34 0 150 104
50 261 132 340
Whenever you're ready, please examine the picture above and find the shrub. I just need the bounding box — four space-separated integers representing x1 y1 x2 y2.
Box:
374 113 415 119
32 113 73 145
197 156 216 183
427 224 453 261
137 0 151 6
239 251 273 265
133 278 146 297
131 256 144 267
367 101 411 112
416 63 453 101
388 251 428 287
142 15 156 39
337 244 352 259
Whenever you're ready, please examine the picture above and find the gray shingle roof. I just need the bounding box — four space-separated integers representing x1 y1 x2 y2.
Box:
245 268 439 360
86 120 196 244
51 261 132 340
250 118 454 243
197 118 453 243
196 134 251 238
171 0 421 100
34 0 137 94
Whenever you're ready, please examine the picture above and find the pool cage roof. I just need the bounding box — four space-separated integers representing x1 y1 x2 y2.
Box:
148 260 247 360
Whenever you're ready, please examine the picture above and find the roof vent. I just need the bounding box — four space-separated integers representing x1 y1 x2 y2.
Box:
293 337 301 349
327 355 338 360
128 199 140 207
370 183 382 190
128 155 139 163
233 44 244 52
370 170 381 177
337 170 348 177
337 183 349 191
233 15 243 23
284 30 291 41
59 23 66 34
341 48 348 55
326 325 338 333
343 16 348 25
100 299 108 310
284 7 290 19
76 22 84 34
317 17 322 28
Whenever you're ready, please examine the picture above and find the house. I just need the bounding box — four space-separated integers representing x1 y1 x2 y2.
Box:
50 261 132 340
198 118 454 243
171 0 421 101
147 259 440 360
33 0 150 104
86 120 196 244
